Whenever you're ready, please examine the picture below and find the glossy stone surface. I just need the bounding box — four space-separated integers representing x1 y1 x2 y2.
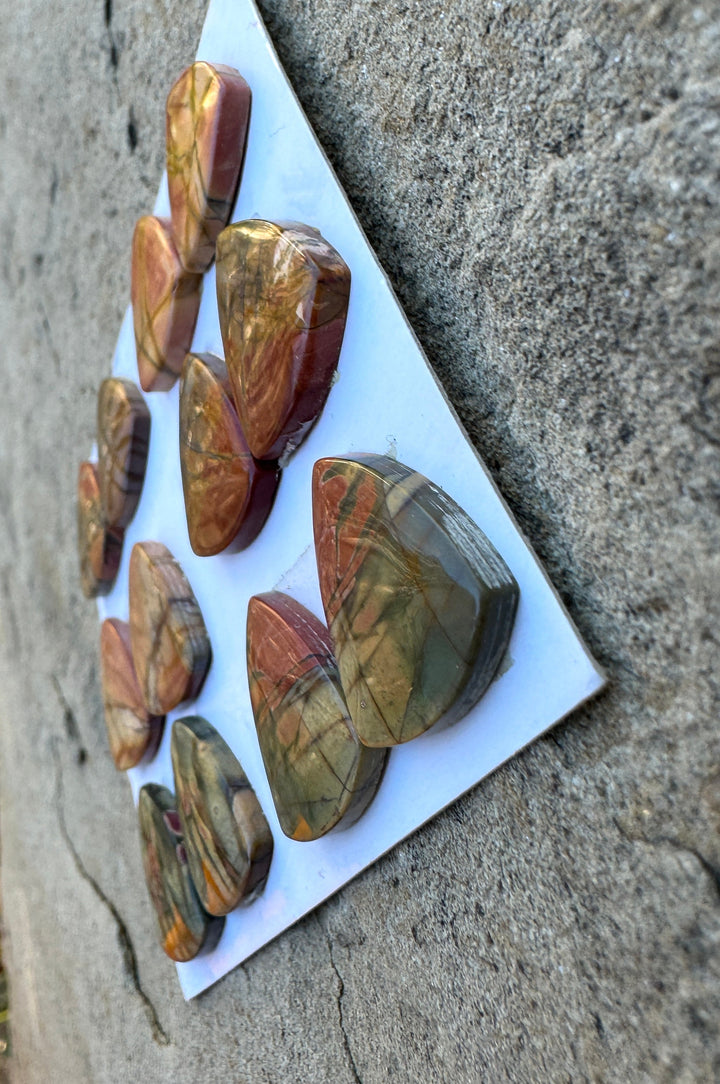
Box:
100 618 164 770
77 460 123 598
247 591 386 840
171 716 273 916
131 215 202 392
313 455 520 747
129 541 211 715
216 220 350 461
179 352 279 556
97 377 150 530
138 783 223 962
166 62 251 274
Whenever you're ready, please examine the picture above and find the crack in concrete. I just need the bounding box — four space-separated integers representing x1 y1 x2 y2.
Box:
51 740 170 1045
614 817 720 902
319 920 362 1084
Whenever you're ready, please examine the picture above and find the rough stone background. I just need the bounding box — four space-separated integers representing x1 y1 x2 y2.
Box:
0 0 718 1080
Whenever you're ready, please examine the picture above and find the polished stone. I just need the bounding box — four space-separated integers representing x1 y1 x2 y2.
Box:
171 715 273 916
313 455 520 747
138 783 224 962
100 618 164 770
247 591 386 840
97 377 150 530
129 541 211 715
179 352 279 556
131 215 202 392
216 219 350 461
167 61 251 274
77 460 123 598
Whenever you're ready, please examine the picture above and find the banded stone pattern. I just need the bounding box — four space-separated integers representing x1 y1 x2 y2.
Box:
100 618 164 770
138 783 224 962
77 461 123 598
97 377 150 530
171 716 273 916
216 220 351 462
179 352 279 556
167 61 251 274
131 215 202 392
247 591 386 840
129 541 211 715
313 454 520 747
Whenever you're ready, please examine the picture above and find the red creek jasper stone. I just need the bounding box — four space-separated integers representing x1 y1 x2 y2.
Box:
77 460 123 598
131 215 202 392
139 783 224 962
179 353 279 556
171 716 273 916
246 591 386 841
313 455 520 747
100 618 164 770
97 377 150 530
216 220 351 462
129 541 211 715
166 61 251 274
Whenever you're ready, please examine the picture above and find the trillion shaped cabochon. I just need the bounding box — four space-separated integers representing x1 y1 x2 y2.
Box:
77 461 123 598
139 783 224 962
97 377 150 530
100 618 164 771
129 541 211 715
131 215 202 392
216 220 350 461
179 352 279 556
171 716 273 916
313 455 520 747
247 591 386 840
167 61 251 274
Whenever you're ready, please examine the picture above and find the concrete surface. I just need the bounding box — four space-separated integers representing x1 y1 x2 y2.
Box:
0 0 718 1080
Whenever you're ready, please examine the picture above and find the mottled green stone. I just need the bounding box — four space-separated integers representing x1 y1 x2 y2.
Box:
247 591 386 840
171 716 273 917
138 783 223 962
313 454 520 747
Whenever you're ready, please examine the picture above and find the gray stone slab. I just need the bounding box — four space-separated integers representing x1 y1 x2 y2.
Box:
0 0 718 1080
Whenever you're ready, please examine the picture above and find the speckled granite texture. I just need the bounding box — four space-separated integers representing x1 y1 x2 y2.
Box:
0 1 718 1080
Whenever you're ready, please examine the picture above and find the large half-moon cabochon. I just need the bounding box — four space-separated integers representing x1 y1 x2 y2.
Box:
312 454 520 747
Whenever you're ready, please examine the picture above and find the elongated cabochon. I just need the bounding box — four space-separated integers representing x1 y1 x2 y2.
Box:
97 377 150 530
100 618 164 770
313 454 519 746
247 591 386 840
172 715 273 916
77 460 123 598
138 783 223 962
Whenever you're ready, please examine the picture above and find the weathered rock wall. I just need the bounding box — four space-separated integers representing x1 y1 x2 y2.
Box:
0 0 717 1080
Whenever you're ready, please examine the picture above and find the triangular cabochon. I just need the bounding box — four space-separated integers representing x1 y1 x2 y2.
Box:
99 0 604 998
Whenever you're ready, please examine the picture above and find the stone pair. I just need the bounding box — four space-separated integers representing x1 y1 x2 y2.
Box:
78 378 150 597
247 455 520 841
139 717 272 962
99 542 211 769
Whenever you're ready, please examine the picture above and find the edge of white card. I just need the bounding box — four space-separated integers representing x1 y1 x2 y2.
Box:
97 0 606 1000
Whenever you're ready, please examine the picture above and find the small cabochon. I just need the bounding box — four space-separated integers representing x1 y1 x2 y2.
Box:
77 460 123 598
100 618 164 770
97 377 151 530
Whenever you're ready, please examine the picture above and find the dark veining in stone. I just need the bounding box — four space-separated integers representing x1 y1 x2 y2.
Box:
313 454 519 747
171 715 273 916
97 377 150 530
167 62 251 274
100 618 164 770
216 219 350 462
138 782 224 962
179 352 279 556
77 460 123 598
247 591 386 840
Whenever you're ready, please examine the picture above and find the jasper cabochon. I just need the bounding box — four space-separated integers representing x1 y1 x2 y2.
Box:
247 591 386 841
166 61 251 274
172 716 273 916
97 377 150 530
216 220 350 461
139 783 223 962
313 454 520 747
77 460 123 598
179 352 279 556
100 618 164 770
